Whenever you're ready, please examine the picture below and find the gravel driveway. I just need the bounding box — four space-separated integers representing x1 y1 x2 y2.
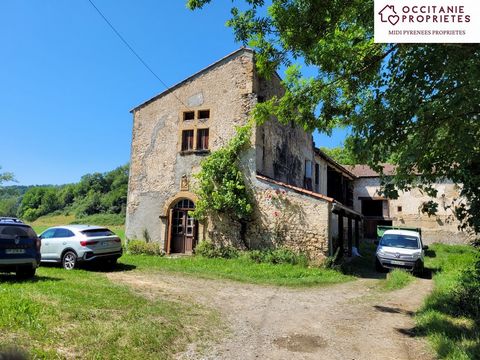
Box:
107 271 434 360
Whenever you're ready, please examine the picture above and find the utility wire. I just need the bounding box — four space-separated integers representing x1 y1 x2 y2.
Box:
87 0 190 109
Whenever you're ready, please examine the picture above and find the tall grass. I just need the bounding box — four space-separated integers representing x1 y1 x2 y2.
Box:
415 244 479 360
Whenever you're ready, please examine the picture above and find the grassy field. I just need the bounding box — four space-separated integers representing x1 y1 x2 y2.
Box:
31 214 125 241
121 254 354 287
415 243 479 360
0 266 218 359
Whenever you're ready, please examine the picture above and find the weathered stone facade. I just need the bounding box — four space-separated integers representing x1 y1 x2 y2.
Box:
126 48 358 259
126 50 257 245
351 175 470 244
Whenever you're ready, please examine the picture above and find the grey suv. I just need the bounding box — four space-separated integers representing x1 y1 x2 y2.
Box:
0 218 41 278
39 225 123 270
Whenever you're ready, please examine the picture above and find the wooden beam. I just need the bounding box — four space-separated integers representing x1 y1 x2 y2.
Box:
347 217 353 257
355 218 360 249
337 214 344 257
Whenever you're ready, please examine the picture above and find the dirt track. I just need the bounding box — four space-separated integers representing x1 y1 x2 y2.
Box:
107 272 434 360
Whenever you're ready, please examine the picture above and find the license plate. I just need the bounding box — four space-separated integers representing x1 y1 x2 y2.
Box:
390 260 404 265
102 241 109 246
5 249 25 254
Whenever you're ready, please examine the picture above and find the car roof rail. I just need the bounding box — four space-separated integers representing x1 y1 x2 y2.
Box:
0 217 24 224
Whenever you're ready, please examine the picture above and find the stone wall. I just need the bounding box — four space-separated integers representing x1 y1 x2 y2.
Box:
254 75 315 189
352 177 470 244
245 177 331 261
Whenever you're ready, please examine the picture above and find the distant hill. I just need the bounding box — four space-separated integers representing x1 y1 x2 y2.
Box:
0 164 128 223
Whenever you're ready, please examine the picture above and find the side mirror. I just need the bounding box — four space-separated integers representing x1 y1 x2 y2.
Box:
374 240 379 245
422 245 429 250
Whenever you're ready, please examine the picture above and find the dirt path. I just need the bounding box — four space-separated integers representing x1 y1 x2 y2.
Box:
107 272 434 360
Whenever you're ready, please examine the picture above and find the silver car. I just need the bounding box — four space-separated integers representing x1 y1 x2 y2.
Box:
39 225 122 270
375 229 427 275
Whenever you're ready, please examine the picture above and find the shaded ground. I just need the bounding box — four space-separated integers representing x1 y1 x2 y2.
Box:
107 271 435 360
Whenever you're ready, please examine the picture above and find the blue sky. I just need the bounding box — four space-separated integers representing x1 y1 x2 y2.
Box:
0 0 347 186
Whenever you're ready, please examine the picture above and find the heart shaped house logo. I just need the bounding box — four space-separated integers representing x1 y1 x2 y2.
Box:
378 5 400 26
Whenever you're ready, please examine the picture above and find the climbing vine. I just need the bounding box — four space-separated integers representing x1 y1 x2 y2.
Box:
191 121 254 222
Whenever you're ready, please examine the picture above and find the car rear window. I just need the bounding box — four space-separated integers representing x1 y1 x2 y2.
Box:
0 225 37 240
81 228 114 237
380 234 419 249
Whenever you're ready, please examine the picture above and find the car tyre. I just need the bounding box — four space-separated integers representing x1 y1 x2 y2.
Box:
375 258 386 273
16 267 36 279
62 251 77 270
414 262 425 277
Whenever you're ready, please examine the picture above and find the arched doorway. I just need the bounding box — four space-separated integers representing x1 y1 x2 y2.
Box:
169 199 197 254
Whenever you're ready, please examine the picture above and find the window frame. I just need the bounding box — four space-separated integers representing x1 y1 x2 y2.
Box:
181 129 195 151
196 128 209 151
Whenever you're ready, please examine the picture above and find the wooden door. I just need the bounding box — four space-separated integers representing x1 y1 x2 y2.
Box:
170 199 197 254
171 209 185 253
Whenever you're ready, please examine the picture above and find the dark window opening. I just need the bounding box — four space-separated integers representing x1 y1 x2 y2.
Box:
197 128 209 150
181 130 194 151
198 110 210 119
361 200 384 217
397 206 403 212
327 166 353 206
304 160 313 190
183 111 195 121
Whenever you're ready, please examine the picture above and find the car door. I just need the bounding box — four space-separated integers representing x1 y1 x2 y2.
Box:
51 228 75 260
39 228 57 260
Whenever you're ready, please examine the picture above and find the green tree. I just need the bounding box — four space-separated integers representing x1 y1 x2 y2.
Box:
187 0 480 233
320 146 356 165
0 166 14 184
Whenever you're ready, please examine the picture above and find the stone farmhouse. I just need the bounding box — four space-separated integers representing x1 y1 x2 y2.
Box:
346 165 469 244
126 48 467 260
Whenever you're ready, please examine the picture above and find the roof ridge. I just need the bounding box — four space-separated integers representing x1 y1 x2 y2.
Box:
130 47 254 112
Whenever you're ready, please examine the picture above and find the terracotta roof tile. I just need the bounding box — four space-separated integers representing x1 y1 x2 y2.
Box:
343 164 396 177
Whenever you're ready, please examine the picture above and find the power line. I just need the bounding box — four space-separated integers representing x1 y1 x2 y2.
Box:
87 0 190 109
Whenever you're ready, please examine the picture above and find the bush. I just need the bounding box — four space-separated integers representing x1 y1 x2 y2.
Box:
127 240 164 256
454 256 480 321
194 241 239 259
245 247 308 267
324 247 342 270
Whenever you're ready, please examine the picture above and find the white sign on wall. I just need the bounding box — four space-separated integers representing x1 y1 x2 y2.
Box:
374 0 480 43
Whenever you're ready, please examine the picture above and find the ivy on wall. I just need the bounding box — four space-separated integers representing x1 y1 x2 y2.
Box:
192 121 254 222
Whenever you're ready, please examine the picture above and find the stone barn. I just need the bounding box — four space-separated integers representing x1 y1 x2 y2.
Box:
125 48 362 260
346 165 472 244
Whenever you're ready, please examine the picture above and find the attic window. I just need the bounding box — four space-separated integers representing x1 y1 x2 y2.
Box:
183 111 195 121
198 110 210 119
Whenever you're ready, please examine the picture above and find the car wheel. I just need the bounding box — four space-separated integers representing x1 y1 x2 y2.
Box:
104 259 117 270
62 251 77 270
414 262 425 277
16 267 36 279
375 258 386 272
